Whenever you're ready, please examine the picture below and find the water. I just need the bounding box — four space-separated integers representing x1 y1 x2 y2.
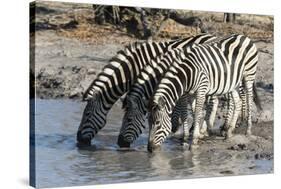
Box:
33 99 273 188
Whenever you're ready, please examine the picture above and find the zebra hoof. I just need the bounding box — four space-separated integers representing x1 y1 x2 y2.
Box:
203 131 209 137
224 133 233 141
191 137 199 145
181 142 190 149
207 129 213 136
220 128 227 137
182 135 189 143
246 130 252 136
190 143 199 151
198 133 206 139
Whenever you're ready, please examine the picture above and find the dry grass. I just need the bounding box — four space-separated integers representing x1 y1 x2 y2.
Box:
58 23 134 45
35 1 273 44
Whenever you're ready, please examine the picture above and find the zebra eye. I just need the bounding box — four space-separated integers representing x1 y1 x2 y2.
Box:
155 120 160 125
85 111 91 116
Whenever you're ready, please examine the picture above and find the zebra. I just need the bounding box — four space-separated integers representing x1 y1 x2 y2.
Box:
76 33 216 146
118 36 252 148
148 34 259 152
118 48 220 148
118 48 248 148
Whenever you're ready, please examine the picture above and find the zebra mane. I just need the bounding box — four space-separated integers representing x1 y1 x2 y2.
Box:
150 47 183 67
123 41 144 54
83 41 145 100
108 41 148 65
203 34 239 46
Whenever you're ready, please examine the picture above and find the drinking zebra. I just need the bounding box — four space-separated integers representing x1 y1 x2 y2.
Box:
148 34 259 152
77 34 216 146
118 48 221 148
118 35 259 148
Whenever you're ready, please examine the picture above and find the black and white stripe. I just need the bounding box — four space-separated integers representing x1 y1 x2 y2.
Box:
77 34 216 145
148 34 258 152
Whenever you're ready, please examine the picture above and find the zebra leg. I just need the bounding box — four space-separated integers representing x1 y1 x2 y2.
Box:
245 80 254 136
171 94 189 133
226 90 241 139
198 96 208 137
190 91 206 147
177 94 191 143
205 96 219 135
200 119 208 137
190 97 207 139
239 82 247 122
182 112 190 143
171 105 181 133
221 93 233 137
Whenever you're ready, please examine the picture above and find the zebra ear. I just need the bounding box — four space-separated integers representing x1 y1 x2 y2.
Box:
82 93 91 101
82 90 98 101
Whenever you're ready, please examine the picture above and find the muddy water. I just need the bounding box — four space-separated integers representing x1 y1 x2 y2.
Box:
34 99 273 188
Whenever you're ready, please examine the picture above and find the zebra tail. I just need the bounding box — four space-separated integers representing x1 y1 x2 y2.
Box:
253 83 263 111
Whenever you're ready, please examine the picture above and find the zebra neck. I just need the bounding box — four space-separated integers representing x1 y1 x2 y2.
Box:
156 67 192 114
84 41 173 101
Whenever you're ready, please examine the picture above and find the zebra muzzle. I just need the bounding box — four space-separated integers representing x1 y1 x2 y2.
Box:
147 141 161 152
117 135 131 148
76 130 91 147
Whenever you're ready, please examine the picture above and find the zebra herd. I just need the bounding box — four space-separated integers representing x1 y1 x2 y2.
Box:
76 33 260 152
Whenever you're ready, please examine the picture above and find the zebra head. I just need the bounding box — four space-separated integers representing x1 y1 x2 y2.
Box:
77 91 106 146
117 95 147 148
148 95 172 152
